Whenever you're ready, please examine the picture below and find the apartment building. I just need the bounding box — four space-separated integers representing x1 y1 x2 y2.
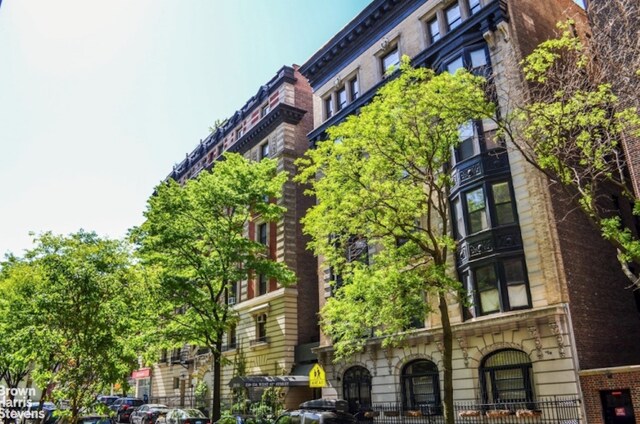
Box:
140 65 320 410
299 0 640 421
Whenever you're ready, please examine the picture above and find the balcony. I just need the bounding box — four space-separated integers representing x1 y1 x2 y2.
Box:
451 149 510 194
456 224 522 266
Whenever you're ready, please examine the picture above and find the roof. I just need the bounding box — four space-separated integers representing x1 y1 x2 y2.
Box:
299 0 424 88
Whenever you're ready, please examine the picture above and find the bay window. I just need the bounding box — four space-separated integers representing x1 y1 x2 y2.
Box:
465 257 531 317
492 182 516 225
455 180 517 237
468 0 481 14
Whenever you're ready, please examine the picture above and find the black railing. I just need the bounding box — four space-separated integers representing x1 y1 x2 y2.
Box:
249 336 269 346
358 397 580 424
150 395 192 408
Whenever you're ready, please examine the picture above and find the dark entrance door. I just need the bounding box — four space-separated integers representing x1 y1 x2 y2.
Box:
601 389 636 424
343 366 371 414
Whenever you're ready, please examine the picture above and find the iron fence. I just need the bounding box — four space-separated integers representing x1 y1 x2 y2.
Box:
359 397 581 424
149 395 195 408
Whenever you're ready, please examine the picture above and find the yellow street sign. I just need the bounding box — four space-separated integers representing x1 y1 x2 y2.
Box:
309 363 326 388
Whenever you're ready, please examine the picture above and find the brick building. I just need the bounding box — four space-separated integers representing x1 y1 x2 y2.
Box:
138 65 320 409
573 1 640 422
299 0 640 422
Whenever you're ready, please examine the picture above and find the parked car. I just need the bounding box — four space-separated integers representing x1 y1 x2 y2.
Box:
129 404 169 424
274 399 355 424
109 398 145 423
78 416 112 424
163 408 210 424
56 415 112 424
21 402 57 424
97 396 120 406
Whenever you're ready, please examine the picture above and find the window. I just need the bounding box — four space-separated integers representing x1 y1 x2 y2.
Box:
256 313 267 342
469 48 488 69
346 236 369 264
402 360 440 412
492 182 515 225
443 45 490 75
173 377 180 390
258 273 268 295
468 0 481 14
260 142 269 160
465 258 530 317
475 264 500 314
381 47 400 74
453 198 466 238
466 187 488 233
336 86 347 111
349 77 359 101
324 96 334 119
455 121 477 162
480 349 534 404
503 258 528 308
445 2 462 31
427 17 440 44
483 118 502 150
446 56 464 73
260 103 270 117
228 325 237 349
229 281 238 304
456 180 517 237
160 349 168 362
235 128 243 140
258 222 268 245
343 366 372 414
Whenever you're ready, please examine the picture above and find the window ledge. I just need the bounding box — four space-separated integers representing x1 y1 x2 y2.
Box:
249 338 270 349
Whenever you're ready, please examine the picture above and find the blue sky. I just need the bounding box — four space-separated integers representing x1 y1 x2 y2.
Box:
0 0 370 256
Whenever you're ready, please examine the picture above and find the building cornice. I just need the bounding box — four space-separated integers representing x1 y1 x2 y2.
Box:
226 103 307 155
314 304 567 355
306 0 509 146
300 0 422 89
167 65 298 182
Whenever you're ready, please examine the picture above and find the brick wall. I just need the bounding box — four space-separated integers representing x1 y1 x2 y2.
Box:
580 368 640 424
289 69 319 345
550 184 640 369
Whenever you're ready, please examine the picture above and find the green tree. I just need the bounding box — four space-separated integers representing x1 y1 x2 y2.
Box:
132 153 295 421
0 231 143 424
295 59 494 424
503 22 640 289
0 258 36 415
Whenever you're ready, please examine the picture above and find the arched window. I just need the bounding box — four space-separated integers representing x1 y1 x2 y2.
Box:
343 366 371 414
401 360 440 413
480 349 534 404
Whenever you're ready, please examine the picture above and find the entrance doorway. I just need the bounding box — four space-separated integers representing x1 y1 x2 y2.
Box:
601 389 636 424
342 366 371 414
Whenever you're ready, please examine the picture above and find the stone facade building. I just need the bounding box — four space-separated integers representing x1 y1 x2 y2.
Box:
139 65 320 410
300 0 640 421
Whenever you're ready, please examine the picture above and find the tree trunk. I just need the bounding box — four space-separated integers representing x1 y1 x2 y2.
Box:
71 396 79 424
211 338 223 422
438 293 454 424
